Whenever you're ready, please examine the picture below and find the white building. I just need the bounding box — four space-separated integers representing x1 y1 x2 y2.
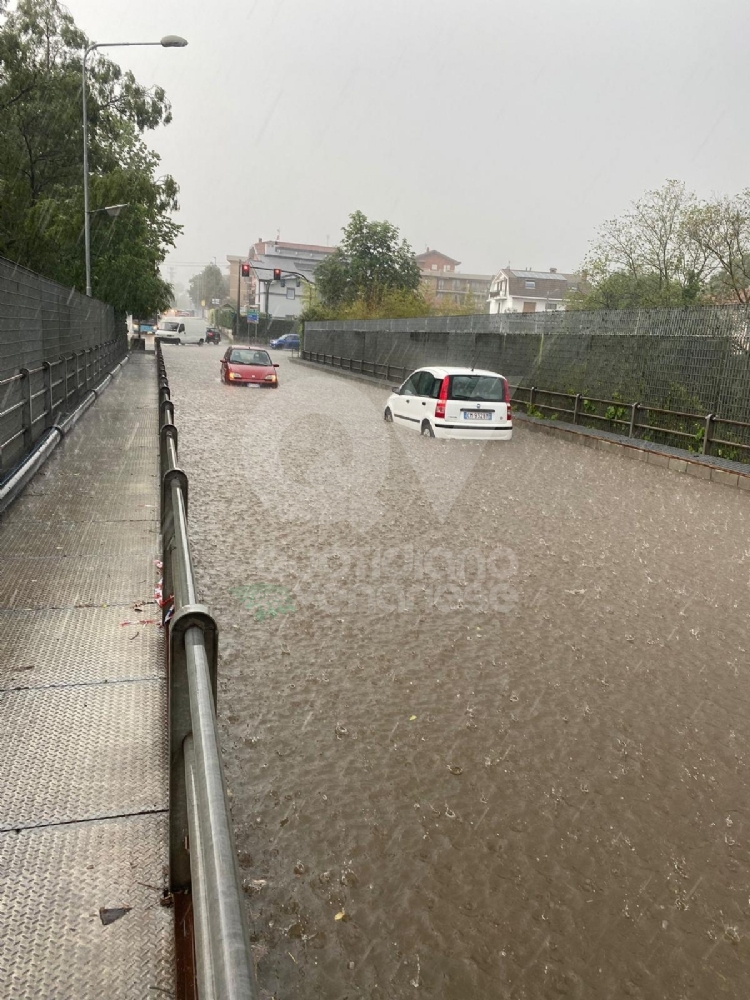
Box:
246 240 336 319
487 268 580 314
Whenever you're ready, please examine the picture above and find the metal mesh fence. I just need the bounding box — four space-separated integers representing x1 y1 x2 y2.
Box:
0 256 127 477
304 305 750 461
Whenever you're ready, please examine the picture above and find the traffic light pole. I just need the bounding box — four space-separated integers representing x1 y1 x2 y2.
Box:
236 265 241 341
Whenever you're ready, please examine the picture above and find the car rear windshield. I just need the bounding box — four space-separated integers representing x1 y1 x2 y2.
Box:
449 374 507 402
230 350 271 365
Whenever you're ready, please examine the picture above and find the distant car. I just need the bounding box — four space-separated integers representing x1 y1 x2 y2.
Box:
221 347 280 387
269 333 300 350
155 318 207 345
384 367 513 440
206 328 221 344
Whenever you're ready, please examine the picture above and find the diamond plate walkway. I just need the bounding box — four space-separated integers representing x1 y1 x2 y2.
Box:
0 354 174 998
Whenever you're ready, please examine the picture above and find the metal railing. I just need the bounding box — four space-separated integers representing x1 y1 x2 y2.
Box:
0 340 124 478
157 342 257 1000
299 349 750 462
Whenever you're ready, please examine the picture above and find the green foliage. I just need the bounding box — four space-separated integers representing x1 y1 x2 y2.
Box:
571 179 750 310
188 264 228 309
314 210 421 311
0 0 181 314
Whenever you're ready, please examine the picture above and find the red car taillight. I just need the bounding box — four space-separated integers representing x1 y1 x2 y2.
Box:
435 375 450 419
504 378 512 420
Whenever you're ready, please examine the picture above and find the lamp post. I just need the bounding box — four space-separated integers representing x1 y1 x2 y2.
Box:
82 35 187 297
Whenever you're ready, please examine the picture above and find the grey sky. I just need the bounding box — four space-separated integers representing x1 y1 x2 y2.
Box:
70 0 750 281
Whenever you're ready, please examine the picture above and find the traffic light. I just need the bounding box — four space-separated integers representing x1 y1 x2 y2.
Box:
240 263 250 278
273 268 281 281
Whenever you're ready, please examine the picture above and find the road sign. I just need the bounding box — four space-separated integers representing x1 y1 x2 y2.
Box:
211 298 220 306
247 309 259 323
239 305 248 316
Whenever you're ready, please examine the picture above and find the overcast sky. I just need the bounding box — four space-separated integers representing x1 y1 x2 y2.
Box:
69 0 749 282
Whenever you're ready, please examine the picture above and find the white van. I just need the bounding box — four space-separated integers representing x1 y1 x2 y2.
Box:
155 317 208 345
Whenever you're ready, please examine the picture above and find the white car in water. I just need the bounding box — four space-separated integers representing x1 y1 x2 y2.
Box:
384 367 513 440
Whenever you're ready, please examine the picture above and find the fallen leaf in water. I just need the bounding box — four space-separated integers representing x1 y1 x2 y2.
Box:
448 765 463 775
409 715 417 721
334 911 345 921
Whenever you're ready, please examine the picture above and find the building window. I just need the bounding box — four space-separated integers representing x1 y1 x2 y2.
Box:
525 280 536 289
286 288 295 299
431 264 438 270
437 279 445 290
546 303 558 311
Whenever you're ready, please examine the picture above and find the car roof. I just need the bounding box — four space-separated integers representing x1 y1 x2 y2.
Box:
414 366 505 378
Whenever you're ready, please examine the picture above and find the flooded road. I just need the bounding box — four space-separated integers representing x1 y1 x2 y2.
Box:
167 345 750 999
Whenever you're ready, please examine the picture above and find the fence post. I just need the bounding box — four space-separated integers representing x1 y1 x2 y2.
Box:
20 368 33 450
702 413 713 456
42 361 53 428
529 386 536 410
573 394 581 424
629 403 640 438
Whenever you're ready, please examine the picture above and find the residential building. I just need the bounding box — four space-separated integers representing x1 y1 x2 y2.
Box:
417 248 493 310
226 255 254 313
243 239 336 319
416 249 460 274
487 268 580 313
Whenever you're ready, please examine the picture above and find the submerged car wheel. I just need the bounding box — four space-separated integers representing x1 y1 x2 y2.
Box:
384 407 393 422
421 421 435 438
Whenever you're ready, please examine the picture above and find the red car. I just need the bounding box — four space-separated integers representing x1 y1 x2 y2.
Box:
220 347 280 387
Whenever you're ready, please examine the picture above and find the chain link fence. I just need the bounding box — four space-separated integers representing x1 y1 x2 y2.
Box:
303 305 750 462
0 257 127 479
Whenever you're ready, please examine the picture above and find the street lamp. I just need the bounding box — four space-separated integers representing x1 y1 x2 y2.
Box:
82 35 188 297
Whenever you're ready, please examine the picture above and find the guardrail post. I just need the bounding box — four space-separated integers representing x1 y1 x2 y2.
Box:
19 368 33 450
573 393 581 424
702 413 714 456
529 386 536 410
629 403 640 438
168 605 219 893
42 361 53 427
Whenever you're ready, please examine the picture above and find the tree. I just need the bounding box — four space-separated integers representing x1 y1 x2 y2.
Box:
188 263 229 309
315 210 421 310
0 0 180 314
572 180 712 309
686 192 750 304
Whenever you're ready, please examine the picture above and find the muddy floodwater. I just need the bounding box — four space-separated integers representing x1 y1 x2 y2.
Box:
167 346 750 998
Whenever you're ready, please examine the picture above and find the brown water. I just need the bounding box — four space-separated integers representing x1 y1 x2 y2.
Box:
168 346 750 999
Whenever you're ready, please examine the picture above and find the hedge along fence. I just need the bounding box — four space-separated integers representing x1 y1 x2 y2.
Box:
303 305 750 462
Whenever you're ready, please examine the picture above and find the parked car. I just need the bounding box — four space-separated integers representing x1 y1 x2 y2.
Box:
206 328 222 344
384 367 513 440
269 333 300 350
221 347 280 387
154 317 207 345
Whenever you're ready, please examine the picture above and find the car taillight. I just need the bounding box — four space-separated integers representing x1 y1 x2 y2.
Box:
435 376 449 419
504 378 512 420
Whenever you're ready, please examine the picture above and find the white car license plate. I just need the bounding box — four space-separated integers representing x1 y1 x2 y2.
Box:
246 382 259 387
462 410 493 421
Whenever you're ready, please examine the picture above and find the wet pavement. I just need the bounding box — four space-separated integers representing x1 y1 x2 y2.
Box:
166 344 750 999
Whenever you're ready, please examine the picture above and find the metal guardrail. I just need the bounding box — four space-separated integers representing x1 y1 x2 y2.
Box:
0 340 123 478
299 349 750 462
157 342 257 1000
